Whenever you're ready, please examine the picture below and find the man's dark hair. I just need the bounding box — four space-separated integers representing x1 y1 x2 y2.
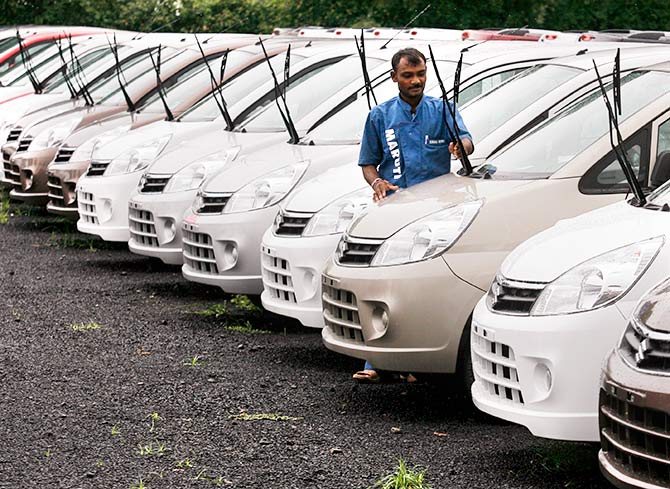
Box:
391 48 427 72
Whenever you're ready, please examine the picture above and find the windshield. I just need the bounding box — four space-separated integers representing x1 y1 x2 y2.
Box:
461 64 583 142
303 60 456 144
0 37 18 55
89 47 179 105
2 43 61 85
138 49 255 114
179 52 306 122
484 70 670 179
238 56 385 132
0 40 54 75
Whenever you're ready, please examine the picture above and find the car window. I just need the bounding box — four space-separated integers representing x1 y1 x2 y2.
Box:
485 70 670 179
458 67 528 106
657 118 670 157
0 40 54 75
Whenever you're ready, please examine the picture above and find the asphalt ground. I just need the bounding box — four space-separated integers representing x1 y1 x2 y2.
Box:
0 196 612 489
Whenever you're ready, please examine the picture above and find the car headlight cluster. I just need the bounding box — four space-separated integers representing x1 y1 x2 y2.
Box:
224 162 309 214
28 116 82 151
302 187 372 237
68 125 132 163
162 147 240 193
104 135 172 176
370 200 483 267
530 236 664 316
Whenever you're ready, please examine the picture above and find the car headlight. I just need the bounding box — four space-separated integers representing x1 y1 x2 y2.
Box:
224 162 309 214
301 187 372 237
530 236 664 316
68 125 132 163
370 200 483 267
104 136 172 176
28 116 82 151
162 147 240 193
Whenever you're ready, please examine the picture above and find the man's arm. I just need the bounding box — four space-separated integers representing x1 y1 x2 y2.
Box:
362 165 399 202
448 138 473 160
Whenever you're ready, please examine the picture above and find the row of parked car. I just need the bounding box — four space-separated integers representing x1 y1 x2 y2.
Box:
1 25 668 489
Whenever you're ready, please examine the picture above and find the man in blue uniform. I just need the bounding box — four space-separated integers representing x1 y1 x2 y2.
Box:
359 47 474 202
354 47 474 382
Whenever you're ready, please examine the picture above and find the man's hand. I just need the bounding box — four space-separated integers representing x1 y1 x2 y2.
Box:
372 179 399 202
449 138 473 160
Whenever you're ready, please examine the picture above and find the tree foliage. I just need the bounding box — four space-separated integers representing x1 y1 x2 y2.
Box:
2 0 669 33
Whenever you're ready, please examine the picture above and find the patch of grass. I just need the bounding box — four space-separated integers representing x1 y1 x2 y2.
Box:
71 321 101 332
131 480 147 489
47 232 102 252
111 425 121 436
195 468 225 486
0 191 10 224
189 295 270 334
223 320 271 335
137 440 167 457
147 412 162 433
44 449 53 458
230 294 260 313
228 412 303 422
176 458 194 469
372 459 430 489
184 355 204 367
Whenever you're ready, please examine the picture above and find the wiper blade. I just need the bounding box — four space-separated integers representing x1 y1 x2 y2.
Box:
355 30 377 110
16 30 42 94
258 38 300 144
428 44 473 175
194 34 234 130
55 39 77 99
380 3 431 50
68 35 94 105
592 51 646 207
107 33 135 111
148 44 174 121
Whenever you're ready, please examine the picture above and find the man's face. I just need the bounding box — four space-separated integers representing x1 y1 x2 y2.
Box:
391 56 427 101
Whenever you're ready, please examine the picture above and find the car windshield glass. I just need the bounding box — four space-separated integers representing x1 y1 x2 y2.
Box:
1 43 61 85
95 47 180 105
237 56 384 132
0 37 18 54
461 64 583 142
0 40 54 75
303 60 456 144
179 52 306 122
484 70 670 179
138 49 255 113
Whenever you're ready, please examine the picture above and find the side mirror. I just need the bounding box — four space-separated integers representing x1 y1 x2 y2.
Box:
650 151 670 190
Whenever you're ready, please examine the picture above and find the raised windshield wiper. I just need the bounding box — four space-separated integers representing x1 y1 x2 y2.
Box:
106 33 136 111
194 35 234 130
67 35 94 105
592 50 646 207
355 30 377 110
148 44 174 120
380 4 431 50
16 30 42 94
428 44 473 176
258 38 300 144
55 39 77 98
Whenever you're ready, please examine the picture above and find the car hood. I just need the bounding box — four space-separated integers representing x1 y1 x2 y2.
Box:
501 201 669 282
92 120 183 160
284 161 367 213
0 86 33 104
0 93 69 127
12 98 84 136
23 103 125 139
347 173 532 239
201 143 355 194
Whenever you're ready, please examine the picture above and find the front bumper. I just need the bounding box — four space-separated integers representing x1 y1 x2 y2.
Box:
180 205 279 295
320 256 481 373
598 350 670 489
7 147 58 204
46 158 90 217
76 172 143 242
1 143 17 188
470 297 628 442
260 229 340 328
127 189 198 265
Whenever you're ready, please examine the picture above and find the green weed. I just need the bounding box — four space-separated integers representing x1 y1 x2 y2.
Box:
131 480 147 489
372 459 430 489
71 321 101 332
223 320 270 335
176 458 193 469
195 468 225 486
230 294 260 313
191 303 229 319
184 355 204 367
147 412 161 433
228 412 303 422
111 425 121 436
137 440 167 456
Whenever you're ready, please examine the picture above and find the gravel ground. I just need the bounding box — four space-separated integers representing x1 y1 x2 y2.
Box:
0 200 613 489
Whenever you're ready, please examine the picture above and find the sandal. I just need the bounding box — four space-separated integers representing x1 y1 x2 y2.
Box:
352 369 381 384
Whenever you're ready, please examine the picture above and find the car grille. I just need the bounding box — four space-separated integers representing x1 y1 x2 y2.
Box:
322 275 363 343
140 175 170 194
6 127 21 143
54 146 76 163
194 192 232 214
619 317 670 375
472 322 524 404
261 246 296 303
335 234 383 267
182 228 218 274
599 387 670 487
487 275 546 315
16 137 32 152
273 209 313 236
78 191 99 225
47 175 64 204
87 159 111 177
128 207 158 248
8 164 21 187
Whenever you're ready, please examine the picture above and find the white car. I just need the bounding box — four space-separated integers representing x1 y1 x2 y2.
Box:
259 46 670 329
470 154 670 442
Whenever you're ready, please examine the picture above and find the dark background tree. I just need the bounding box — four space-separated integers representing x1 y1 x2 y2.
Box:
1 0 669 34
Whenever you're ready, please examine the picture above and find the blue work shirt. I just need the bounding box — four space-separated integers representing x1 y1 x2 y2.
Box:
358 94 472 188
